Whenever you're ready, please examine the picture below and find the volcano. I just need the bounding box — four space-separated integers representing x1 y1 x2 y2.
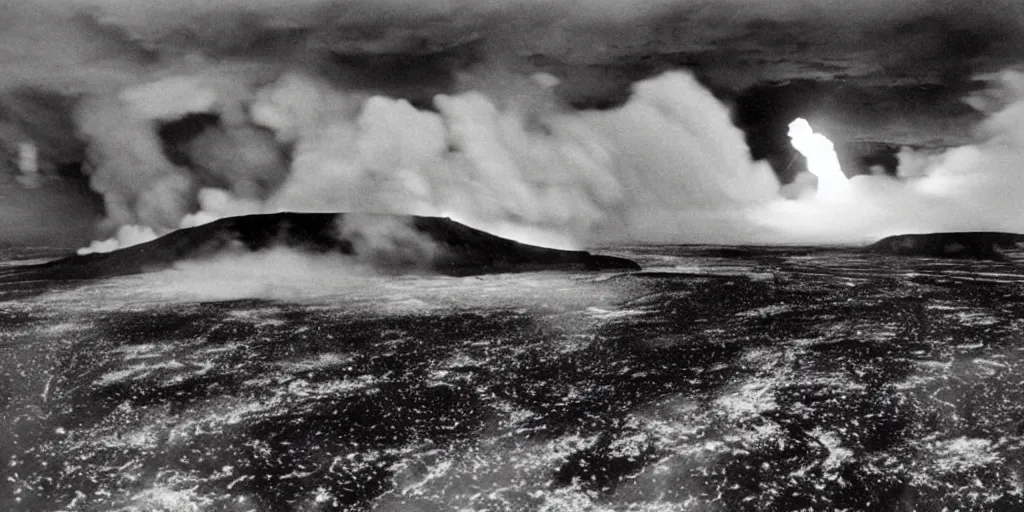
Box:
0 212 640 283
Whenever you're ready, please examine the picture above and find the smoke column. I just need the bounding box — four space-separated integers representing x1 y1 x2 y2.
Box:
787 119 850 202
751 70 1024 245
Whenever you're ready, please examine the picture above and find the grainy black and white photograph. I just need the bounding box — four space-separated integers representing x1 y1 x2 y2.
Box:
2 1 1024 510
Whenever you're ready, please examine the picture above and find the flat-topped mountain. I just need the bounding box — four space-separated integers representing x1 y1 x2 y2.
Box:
866 232 1024 261
0 213 640 283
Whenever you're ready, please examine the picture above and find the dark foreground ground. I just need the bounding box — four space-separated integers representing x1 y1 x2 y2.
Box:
1 245 1023 511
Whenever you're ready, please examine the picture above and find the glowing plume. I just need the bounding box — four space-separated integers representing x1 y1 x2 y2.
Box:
787 118 850 201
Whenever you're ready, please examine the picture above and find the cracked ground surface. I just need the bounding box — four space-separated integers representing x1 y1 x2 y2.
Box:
2 246 1023 511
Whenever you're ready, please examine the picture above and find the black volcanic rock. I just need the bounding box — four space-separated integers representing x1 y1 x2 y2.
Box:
0 213 640 283
866 232 1024 261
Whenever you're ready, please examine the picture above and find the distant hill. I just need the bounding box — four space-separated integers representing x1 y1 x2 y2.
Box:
866 232 1024 261
0 213 640 283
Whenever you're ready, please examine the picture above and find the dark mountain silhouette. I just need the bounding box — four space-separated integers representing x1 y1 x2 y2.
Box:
866 232 1024 261
0 212 640 284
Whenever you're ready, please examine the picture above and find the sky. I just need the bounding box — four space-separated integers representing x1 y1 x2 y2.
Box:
1 0 1024 249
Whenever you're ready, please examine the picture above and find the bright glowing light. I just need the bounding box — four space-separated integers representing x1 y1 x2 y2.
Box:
15 141 40 188
787 118 850 201
18 142 37 175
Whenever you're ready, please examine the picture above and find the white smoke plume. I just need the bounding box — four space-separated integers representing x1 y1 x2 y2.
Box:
76 224 157 255
337 213 444 270
64 65 1024 251
752 69 1024 244
1 0 1024 250
72 66 781 251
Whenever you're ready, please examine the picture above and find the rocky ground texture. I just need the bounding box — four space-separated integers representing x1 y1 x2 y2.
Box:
2 245 1023 511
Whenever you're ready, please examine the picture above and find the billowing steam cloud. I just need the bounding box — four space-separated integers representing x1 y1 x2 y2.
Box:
750 70 1024 244
1 0 1024 250
59 65 1024 252
72 66 781 252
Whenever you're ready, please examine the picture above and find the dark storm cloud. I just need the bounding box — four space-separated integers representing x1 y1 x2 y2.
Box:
3 0 1021 85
